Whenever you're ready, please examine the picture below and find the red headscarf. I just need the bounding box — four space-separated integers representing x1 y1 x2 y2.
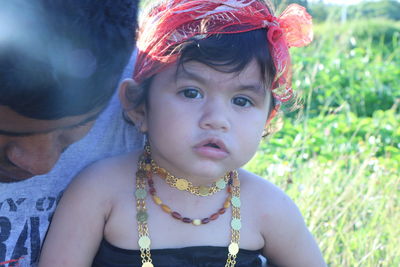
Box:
134 0 313 116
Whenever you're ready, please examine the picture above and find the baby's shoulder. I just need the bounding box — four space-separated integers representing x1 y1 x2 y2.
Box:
238 168 305 236
66 150 142 200
239 169 297 214
238 169 326 266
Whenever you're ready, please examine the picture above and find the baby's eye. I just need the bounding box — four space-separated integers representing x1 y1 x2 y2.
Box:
232 96 253 107
180 88 203 99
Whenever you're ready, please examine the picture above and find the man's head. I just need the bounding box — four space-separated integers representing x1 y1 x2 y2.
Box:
0 0 139 182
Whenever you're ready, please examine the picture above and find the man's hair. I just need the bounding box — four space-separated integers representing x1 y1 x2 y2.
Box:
130 29 276 112
0 0 138 119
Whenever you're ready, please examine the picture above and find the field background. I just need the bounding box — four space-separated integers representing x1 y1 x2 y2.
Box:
245 1 400 266
140 1 400 266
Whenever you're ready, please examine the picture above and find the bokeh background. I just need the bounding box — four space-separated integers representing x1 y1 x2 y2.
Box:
246 0 400 266
141 0 400 266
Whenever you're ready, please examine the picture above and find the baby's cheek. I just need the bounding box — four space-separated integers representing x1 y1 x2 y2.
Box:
239 132 262 162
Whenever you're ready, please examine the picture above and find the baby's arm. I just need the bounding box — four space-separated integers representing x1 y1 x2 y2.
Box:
39 161 116 267
258 181 326 266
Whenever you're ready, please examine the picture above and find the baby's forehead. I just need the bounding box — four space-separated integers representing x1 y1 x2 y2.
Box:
176 60 264 83
170 60 267 94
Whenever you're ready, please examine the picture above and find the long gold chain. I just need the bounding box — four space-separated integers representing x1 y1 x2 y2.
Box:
135 150 241 267
226 174 241 267
135 168 153 267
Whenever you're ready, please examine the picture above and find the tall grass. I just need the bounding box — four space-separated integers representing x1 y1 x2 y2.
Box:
246 111 400 266
246 19 400 266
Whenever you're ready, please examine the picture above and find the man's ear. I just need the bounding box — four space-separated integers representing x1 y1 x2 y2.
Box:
119 78 148 132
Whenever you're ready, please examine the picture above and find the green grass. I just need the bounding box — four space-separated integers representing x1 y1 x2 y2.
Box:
290 19 400 118
246 110 400 266
245 19 400 266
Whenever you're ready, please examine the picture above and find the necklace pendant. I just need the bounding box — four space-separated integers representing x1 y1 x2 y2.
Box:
198 185 210 196
175 178 189 190
228 242 239 255
216 178 227 189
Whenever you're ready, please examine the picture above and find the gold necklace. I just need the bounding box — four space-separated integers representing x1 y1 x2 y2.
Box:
135 150 241 267
150 160 231 196
148 163 233 225
144 143 230 197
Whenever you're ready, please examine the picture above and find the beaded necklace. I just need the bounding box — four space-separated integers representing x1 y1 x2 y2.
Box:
135 150 241 267
148 172 233 225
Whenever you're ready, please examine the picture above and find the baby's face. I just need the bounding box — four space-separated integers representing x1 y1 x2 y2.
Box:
138 59 271 182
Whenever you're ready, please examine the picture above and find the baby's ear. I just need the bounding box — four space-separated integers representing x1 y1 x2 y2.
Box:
119 79 148 132
119 78 141 109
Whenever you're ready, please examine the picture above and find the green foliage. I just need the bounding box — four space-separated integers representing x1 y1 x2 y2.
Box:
271 0 308 12
290 19 400 117
245 16 400 267
246 109 400 266
349 0 400 21
347 19 400 44
309 1 400 22
308 2 330 23
248 109 400 170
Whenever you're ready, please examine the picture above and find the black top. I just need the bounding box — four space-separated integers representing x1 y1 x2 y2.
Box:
92 239 267 267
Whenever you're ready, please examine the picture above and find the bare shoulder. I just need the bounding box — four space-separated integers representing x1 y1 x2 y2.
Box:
238 169 326 267
39 150 144 266
73 150 141 188
238 168 296 217
65 150 142 211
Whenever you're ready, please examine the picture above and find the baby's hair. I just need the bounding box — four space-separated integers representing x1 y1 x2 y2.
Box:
127 29 277 117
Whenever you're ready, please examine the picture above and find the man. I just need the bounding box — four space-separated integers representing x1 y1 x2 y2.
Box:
0 0 141 265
